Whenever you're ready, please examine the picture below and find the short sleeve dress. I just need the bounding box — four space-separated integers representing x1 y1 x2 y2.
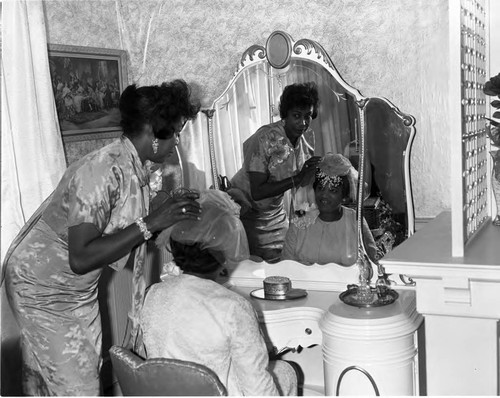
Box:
2 136 150 396
229 120 315 261
281 206 378 266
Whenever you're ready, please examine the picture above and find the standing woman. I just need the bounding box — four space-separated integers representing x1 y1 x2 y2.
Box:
229 82 322 262
2 80 201 396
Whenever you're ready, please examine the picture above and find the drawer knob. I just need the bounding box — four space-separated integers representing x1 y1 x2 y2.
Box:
305 328 312 335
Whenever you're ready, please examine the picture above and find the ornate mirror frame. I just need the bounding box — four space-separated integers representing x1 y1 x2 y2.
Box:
205 31 416 286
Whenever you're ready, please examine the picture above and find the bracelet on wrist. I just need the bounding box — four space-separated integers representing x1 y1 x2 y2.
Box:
135 217 153 241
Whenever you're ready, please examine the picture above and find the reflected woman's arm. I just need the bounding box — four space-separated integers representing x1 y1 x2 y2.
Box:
248 172 294 201
248 156 321 201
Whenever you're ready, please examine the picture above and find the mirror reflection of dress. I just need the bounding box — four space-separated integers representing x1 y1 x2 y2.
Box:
282 207 377 266
229 120 315 262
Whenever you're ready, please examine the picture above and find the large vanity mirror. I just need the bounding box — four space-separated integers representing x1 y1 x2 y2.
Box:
206 31 416 273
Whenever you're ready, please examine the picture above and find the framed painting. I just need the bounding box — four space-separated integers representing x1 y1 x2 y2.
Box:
48 44 128 142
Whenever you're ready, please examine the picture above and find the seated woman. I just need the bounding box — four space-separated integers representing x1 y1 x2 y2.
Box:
140 190 297 396
281 153 378 266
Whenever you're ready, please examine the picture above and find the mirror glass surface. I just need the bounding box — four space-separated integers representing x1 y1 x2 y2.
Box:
211 60 360 179
363 98 416 251
208 31 415 265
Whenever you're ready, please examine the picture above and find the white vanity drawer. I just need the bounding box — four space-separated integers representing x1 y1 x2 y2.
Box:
257 308 324 351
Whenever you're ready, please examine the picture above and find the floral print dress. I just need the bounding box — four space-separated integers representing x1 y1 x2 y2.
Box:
2 136 150 396
229 120 315 261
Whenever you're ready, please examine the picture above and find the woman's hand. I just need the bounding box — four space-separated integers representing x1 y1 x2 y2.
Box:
297 156 322 183
249 156 323 201
146 190 201 232
68 190 201 275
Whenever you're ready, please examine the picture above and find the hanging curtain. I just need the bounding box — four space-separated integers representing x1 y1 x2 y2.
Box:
177 116 213 190
212 63 271 180
1 0 66 264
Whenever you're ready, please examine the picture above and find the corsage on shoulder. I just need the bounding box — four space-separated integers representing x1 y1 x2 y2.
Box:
160 261 183 280
290 203 320 229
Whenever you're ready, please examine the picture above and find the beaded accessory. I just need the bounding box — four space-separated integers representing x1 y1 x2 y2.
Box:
135 217 152 240
152 138 159 154
316 153 359 201
291 153 358 230
315 170 343 190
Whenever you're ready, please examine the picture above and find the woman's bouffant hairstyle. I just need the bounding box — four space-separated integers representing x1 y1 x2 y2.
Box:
279 81 320 119
119 79 200 139
169 239 222 275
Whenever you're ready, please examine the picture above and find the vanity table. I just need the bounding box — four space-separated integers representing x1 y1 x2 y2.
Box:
225 260 423 396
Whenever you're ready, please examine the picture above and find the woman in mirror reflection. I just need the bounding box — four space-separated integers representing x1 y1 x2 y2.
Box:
2 80 202 395
281 153 378 266
228 82 322 263
140 190 298 396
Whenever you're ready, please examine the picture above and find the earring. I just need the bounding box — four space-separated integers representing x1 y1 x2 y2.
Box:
152 138 159 154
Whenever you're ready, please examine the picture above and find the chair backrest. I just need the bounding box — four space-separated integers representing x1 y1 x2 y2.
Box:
109 345 227 396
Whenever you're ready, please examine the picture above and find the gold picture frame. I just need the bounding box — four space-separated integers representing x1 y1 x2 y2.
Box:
48 44 128 142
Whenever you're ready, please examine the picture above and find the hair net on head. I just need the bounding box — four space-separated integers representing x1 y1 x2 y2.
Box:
155 190 249 267
291 153 362 230
317 153 359 202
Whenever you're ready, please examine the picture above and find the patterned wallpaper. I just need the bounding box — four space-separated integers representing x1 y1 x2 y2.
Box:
44 0 450 218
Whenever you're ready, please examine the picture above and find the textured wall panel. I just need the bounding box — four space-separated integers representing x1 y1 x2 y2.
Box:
44 0 451 217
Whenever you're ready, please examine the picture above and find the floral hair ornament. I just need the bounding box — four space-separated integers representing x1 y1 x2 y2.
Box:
315 171 343 190
316 153 359 202
155 189 249 268
290 153 359 229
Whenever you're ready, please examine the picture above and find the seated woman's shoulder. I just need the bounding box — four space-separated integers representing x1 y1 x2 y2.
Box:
342 205 356 216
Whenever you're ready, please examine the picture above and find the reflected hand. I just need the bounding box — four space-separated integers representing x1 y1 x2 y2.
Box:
299 156 322 182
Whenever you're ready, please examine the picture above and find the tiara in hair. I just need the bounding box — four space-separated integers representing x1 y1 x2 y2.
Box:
315 170 343 190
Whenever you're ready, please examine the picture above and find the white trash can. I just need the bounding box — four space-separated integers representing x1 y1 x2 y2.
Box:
319 290 423 396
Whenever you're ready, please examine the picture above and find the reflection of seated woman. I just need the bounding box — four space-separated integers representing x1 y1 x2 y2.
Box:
140 190 297 396
281 153 378 266
228 82 322 263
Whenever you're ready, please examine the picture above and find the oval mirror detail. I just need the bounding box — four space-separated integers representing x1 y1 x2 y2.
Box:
265 30 293 69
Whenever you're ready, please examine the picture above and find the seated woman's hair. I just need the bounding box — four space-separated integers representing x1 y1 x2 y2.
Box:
279 81 320 119
119 79 200 139
156 190 249 268
314 153 359 203
313 173 350 200
169 239 222 274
